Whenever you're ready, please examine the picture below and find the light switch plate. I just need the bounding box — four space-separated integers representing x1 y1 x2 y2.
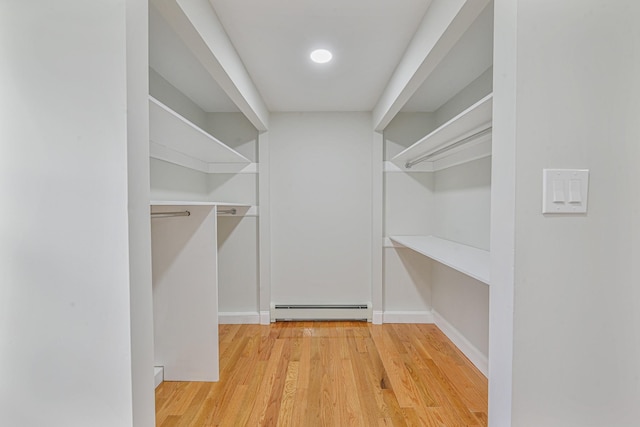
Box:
542 169 589 214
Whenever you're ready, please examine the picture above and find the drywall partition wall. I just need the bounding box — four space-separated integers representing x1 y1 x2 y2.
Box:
126 0 156 425
488 0 516 423
269 113 373 305
491 0 640 425
0 0 151 425
151 205 219 381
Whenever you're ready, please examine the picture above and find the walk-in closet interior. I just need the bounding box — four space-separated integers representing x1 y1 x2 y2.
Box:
148 0 493 384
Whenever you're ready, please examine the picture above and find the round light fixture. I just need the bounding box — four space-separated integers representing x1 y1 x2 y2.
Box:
310 49 332 64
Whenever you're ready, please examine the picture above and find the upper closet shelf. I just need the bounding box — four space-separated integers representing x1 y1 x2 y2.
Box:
149 96 251 173
390 235 490 285
391 94 493 172
150 201 257 217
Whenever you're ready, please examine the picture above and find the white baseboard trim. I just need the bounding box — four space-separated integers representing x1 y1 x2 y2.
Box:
260 310 271 325
218 312 260 324
432 310 488 377
372 310 384 325
154 366 164 389
382 310 435 324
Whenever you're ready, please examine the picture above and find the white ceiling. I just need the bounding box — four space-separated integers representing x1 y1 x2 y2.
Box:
209 0 433 112
150 0 493 117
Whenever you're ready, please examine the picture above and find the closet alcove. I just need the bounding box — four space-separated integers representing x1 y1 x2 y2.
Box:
381 1 493 374
148 0 494 385
148 2 261 384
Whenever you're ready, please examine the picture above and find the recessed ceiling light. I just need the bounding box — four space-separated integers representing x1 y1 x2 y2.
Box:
310 49 332 64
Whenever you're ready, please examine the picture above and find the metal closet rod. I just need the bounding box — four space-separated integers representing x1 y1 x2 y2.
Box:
150 210 190 218
405 126 492 169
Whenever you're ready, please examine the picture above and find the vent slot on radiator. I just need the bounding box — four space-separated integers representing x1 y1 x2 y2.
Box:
271 304 372 322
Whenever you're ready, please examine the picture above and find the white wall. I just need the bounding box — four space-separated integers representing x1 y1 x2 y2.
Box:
0 1 150 425
431 264 489 355
383 112 437 160
207 174 257 205
433 157 491 250
383 248 432 313
430 156 490 362
126 0 156 425
269 113 373 305
205 112 259 162
218 217 259 315
492 0 640 425
435 66 493 126
150 158 209 201
149 67 208 129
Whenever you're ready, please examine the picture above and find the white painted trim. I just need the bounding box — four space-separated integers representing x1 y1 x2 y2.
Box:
433 310 488 376
260 310 271 325
218 312 260 324
489 0 517 423
371 132 384 319
154 366 164 389
372 310 384 325
258 133 272 324
382 310 435 324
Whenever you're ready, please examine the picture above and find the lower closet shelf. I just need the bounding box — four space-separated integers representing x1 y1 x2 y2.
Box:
389 235 490 285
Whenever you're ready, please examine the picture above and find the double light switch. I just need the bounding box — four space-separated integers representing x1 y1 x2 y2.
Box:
543 169 589 214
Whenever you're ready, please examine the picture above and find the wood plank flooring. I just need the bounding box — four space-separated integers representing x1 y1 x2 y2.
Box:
155 322 487 426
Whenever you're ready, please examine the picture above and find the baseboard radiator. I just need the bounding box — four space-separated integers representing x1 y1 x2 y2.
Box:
271 304 372 322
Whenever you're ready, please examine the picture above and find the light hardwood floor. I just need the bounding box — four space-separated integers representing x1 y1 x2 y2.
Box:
155 322 488 426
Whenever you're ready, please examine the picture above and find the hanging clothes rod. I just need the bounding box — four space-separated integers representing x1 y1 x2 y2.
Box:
405 126 492 169
218 208 237 215
150 210 190 218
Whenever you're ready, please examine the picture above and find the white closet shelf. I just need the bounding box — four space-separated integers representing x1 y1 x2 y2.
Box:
149 96 251 172
391 94 493 172
389 235 490 285
150 201 257 217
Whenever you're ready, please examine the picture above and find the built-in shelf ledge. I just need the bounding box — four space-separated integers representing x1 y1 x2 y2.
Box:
391 94 493 172
389 235 490 285
150 201 257 217
149 96 251 173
